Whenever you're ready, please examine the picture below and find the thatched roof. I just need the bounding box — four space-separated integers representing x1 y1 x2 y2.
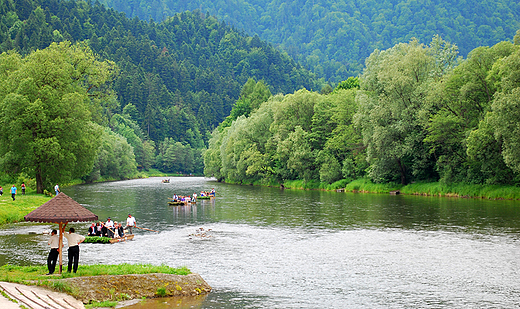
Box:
24 193 98 223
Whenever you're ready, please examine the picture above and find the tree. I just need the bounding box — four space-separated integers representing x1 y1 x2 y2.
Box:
0 41 116 193
355 37 458 184
424 41 515 183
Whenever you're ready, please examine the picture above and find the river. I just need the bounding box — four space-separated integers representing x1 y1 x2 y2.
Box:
0 177 519 308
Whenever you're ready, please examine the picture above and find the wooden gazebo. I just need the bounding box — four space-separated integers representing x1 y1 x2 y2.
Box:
24 193 98 273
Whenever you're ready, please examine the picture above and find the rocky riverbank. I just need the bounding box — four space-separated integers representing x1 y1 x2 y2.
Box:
61 273 212 303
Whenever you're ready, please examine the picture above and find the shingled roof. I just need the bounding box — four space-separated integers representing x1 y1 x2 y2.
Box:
24 193 98 223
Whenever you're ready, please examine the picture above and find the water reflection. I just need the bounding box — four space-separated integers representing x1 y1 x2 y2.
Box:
0 177 519 308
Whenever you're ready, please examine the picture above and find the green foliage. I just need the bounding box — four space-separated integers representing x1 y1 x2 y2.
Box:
86 300 118 309
206 34 520 188
84 126 138 182
155 138 203 175
97 0 520 82
205 88 365 184
83 236 112 244
219 78 272 130
334 77 360 92
356 37 459 184
0 42 115 193
0 0 319 179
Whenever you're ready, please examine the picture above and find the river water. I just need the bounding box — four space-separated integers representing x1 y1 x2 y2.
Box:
0 177 519 308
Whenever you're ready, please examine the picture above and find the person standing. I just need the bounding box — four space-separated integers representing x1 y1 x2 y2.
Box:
0 186 3 196
46 229 60 275
126 214 136 234
105 217 114 238
10 185 16 201
54 184 60 196
21 182 26 195
63 227 85 273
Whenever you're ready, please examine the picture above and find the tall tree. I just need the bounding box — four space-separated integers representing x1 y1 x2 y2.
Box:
0 41 116 192
355 37 458 184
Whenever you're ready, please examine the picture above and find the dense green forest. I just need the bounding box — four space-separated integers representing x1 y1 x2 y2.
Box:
204 33 520 187
0 0 319 191
97 0 520 82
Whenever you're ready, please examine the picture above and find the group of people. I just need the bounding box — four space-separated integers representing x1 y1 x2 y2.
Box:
46 227 85 274
87 214 136 238
171 189 216 203
171 193 197 203
46 214 137 275
200 189 216 197
0 182 27 201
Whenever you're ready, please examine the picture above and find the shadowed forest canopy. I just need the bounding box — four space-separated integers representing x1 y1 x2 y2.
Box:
97 0 520 82
0 0 318 145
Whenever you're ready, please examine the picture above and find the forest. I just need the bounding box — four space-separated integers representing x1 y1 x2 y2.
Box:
0 0 321 190
1 0 520 192
0 0 319 191
96 0 520 82
204 33 520 187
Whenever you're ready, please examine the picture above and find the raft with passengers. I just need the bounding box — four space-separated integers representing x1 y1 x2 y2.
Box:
168 189 216 205
83 215 140 244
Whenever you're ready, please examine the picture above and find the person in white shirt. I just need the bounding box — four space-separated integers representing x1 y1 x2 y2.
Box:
63 227 85 273
105 217 115 238
46 229 60 275
126 214 136 234
54 184 60 196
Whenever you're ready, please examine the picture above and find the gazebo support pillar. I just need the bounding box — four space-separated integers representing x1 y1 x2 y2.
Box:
58 222 65 274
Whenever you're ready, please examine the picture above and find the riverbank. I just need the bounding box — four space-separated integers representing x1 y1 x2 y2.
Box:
0 264 211 308
246 178 520 200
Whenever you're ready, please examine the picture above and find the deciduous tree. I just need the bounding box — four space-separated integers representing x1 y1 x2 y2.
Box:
0 41 116 192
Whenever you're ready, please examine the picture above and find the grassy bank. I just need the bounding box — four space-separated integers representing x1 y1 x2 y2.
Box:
0 264 190 283
0 264 191 308
271 178 520 200
399 182 520 199
0 192 51 225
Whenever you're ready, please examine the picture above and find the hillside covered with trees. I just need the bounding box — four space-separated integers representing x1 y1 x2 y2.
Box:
204 33 520 188
0 0 319 190
97 0 520 82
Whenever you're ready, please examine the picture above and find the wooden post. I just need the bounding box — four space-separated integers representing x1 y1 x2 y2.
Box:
58 222 64 274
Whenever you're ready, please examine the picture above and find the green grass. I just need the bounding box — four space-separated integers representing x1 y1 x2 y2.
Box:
0 264 191 282
344 178 402 193
85 300 118 308
0 264 191 308
0 192 51 225
400 181 520 199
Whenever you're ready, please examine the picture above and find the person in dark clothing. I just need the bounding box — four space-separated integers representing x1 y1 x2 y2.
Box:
64 227 85 273
46 229 60 275
87 223 96 236
117 223 125 238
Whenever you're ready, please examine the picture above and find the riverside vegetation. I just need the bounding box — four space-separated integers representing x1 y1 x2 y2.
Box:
1 0 520 199
204 33 520 199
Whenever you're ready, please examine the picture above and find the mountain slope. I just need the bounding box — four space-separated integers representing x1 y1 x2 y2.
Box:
98 0 520 82
0 0 319 147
